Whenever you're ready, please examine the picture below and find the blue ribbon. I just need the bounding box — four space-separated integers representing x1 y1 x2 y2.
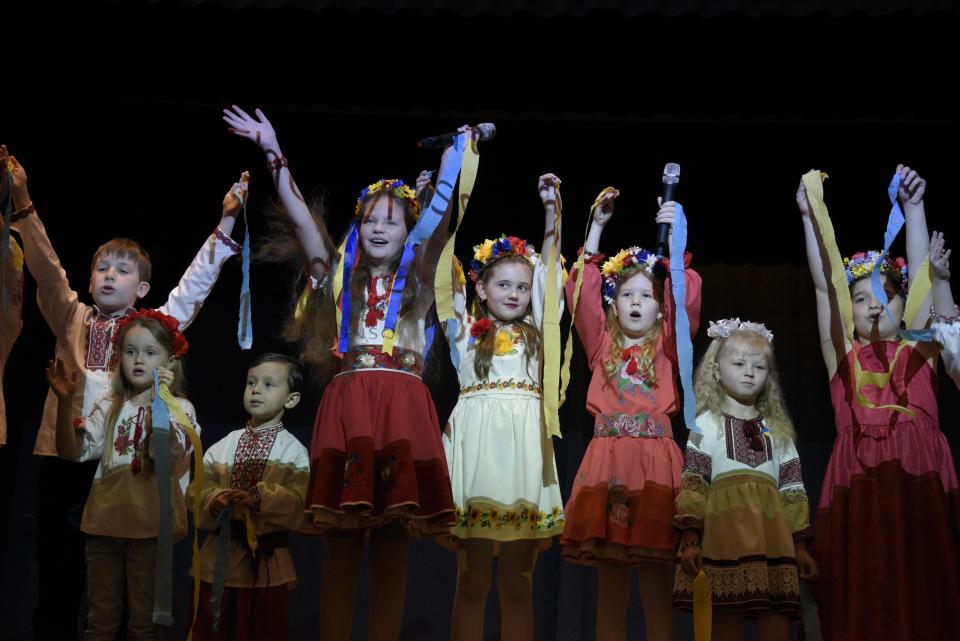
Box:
0 172 13 312
210 505 234 632
237 201 253 350
151 370 174 626
445 318 460 370
667 203 701 434
380 135 465 353
337 221 360 353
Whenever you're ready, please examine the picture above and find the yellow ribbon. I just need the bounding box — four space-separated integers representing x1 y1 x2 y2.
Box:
801 170 929 416
542 195 563 439
434 137 480 326
692 569 712 641
558 187 619 407
160 384 205 641
8 236 23 272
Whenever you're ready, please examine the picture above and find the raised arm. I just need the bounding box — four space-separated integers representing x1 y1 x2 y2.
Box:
45 358 83 460
896 165 934 329
797 178 849 379
537 173 562 267
223 107 335 283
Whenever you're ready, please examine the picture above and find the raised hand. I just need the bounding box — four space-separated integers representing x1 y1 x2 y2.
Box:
538 173 562 209
223 171 250 218
896 163 926 205
223 106 280 154
796 178 813 217
930 231 952 281
655 197 677 227
415 170 434 200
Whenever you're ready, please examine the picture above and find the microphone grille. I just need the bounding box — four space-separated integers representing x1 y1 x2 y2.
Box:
476 123 497 142
662 162 681 185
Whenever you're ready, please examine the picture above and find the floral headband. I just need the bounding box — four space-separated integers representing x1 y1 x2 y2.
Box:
843 250 908 294
469 235 537 283
600 246 659 304
706 318 774 343
355 178 421 219
112 308 189 358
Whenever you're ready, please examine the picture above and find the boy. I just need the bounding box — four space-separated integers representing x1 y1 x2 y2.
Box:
190 353 310 641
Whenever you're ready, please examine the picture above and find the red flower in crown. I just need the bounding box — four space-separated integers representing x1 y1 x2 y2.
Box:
112 308 189 358
470 318 494 338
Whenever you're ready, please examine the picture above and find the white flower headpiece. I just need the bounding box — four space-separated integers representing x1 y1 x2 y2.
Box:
706 318 774 343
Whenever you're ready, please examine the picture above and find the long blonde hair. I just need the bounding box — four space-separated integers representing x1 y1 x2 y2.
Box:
602 268 663 386
693 331 795 444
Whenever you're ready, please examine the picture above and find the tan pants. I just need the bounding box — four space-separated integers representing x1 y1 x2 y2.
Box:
85 535 161 641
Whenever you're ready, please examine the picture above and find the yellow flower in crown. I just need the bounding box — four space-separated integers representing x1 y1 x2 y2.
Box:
355 178 421 218
843 250 908 293
493 328 514 355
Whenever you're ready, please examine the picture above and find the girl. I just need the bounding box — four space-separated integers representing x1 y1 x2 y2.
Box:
674 319 817 641
442 174 565 641
797 165 960 641
224 106 459 641
930 231 959 386
46 309 198 641
560 193 701 641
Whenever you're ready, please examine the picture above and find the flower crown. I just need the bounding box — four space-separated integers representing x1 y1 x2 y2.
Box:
112 309 189 358
355 178 421 219
706 318 774 343
469 235 537 283
843 250 908 294
600 247 659 304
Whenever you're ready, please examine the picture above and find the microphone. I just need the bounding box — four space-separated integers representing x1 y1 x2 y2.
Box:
416 123 497 149
655 163 681 257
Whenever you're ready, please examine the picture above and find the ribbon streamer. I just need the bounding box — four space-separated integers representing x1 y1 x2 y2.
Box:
669 203 701 434
542 194 563 439
151 370 174 626
210 506 234 632
236 172 253 350
692 570 712 641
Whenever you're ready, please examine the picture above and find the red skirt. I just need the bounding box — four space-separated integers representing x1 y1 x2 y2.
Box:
307 368 455 536
560 433 683 565
188 581 287 641
813 458 960 641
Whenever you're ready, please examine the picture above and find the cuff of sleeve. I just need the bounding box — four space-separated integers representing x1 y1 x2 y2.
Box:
214 227 243 254
672 514 704 532
793 526 814 542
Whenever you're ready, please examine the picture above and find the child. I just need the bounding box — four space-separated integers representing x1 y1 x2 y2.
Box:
442 174 565 641
189 353 310 641
0 212 24 447
797 166 960 641
673 319 817 641
0 143 245 639
560 193 701 641
930 231 959 386
224 106 458 641
46 309 199 641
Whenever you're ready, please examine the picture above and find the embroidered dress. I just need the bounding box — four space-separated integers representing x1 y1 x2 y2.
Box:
559 261 701 565
307 272 455 535
73 393 199 540
442 259 565 550
812 342 960 641
673 411 811 617
11 211 240 456
189 423 310 641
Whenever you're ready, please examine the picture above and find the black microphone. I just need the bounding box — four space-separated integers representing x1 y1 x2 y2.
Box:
655 163 681 257
416 123 497 149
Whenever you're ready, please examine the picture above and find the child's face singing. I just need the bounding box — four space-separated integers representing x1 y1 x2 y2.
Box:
89 252 150 314
121 326 172 393
612 271 660 338
850 278 904 342
243 361 301 427
476 259 533 322
716 337 770 406
359 196 409 272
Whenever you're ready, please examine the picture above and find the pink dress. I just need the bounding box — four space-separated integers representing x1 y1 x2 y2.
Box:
813 341 960 641
560 261 701 564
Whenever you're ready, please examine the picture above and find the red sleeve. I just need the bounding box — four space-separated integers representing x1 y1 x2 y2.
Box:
565 262 608 370
662 263 702 366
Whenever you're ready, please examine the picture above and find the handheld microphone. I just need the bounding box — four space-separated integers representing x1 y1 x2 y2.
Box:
655 163 681 257
416 123 497 149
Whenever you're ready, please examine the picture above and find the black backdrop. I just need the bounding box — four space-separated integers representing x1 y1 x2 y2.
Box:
1 2 959 640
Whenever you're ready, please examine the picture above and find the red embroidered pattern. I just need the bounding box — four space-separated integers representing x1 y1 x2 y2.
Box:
364 274 393 328
724 415 771 468
230 423 283 491
85 309 130 371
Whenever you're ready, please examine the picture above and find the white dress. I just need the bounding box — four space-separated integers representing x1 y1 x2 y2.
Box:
442 259 565 549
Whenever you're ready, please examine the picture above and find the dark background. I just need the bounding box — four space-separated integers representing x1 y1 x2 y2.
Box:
1 1 959 639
